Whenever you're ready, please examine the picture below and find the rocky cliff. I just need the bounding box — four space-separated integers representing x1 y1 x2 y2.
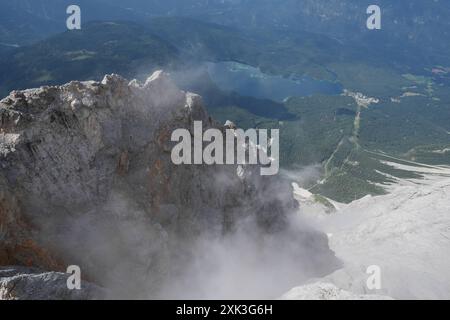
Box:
0 71 338 299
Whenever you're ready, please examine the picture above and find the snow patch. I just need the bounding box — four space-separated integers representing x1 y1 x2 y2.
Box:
286 163 450 299
281 282 392 300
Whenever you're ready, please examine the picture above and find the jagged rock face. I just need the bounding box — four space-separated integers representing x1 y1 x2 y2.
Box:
0 266 104 300
0 71 338 299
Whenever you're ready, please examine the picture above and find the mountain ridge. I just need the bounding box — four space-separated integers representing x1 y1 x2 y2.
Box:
0 70 339 299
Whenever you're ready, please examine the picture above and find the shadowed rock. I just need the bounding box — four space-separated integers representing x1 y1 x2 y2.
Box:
0 266 104 300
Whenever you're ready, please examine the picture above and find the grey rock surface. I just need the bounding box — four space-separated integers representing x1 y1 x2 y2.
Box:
0 266 104 300
0 71 339 299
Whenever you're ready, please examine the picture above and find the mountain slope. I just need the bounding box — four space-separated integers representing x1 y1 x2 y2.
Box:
291 164 450 299
0 21 180 97
0 0 142 48
105 0 450 69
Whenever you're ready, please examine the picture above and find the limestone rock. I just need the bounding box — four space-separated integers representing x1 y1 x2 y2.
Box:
0 71 338 299
280 282 393 300
0 266 104 300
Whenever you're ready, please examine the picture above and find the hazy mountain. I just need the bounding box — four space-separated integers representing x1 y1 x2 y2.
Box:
0 21 180 97
3 0 449 68
0 0 141 49
102 0 450 68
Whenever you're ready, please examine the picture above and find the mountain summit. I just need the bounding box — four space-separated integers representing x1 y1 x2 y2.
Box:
0 71 339 299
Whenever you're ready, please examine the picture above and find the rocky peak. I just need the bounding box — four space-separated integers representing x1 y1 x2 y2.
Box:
0 71 338 299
